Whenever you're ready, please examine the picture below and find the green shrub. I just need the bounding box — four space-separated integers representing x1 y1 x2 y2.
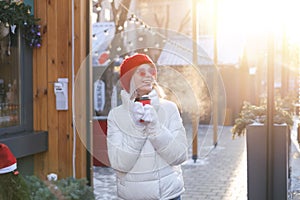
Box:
25 175 56 200
231 101 294 138
24 175 95 200
55 177 95 200
0 173 31 200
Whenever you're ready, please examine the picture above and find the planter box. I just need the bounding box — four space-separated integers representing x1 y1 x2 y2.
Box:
246 124 290 200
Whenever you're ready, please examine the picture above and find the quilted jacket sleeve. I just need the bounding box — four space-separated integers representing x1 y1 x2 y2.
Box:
148 102 188 165
106 109 147 173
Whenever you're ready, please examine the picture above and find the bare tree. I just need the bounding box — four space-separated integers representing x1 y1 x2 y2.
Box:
96 0 131 116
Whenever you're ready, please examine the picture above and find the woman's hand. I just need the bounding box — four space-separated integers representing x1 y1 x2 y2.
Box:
142 104 160 134
131 101 144 119
130 101 146 128
130 102 160 133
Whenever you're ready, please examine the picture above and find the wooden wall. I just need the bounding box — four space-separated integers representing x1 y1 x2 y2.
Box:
32 0 89 180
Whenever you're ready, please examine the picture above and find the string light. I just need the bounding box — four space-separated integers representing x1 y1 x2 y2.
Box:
92 0 211 64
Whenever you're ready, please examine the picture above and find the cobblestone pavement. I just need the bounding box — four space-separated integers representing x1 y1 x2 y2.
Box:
93 122 300 200
289 117 300 200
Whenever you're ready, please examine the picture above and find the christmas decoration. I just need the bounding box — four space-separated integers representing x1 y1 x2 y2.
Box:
0 143 31 200
0 1 42 48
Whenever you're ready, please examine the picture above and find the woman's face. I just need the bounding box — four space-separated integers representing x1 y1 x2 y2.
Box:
132 63 156 97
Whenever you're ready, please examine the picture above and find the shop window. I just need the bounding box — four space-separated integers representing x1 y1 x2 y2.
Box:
0 31 33 135
0 0 47 164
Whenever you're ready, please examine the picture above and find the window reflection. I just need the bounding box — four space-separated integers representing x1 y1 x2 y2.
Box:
0 33 20 128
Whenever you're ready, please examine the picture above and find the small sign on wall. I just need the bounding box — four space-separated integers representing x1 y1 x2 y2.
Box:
94 80 105 112
54 78 68 110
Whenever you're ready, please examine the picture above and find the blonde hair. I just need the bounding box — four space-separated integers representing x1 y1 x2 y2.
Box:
153 80 166 99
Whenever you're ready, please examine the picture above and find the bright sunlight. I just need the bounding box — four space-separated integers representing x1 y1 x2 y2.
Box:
216 0 300 45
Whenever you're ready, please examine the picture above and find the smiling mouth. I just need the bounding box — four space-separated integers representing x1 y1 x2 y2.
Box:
143 80 152 84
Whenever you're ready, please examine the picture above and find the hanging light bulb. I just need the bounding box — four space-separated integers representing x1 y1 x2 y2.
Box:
96 3 101 11
116 46 122 51
140 22 146 29
118 26 123 31
135 18 140 25
129 14 136 23
138 37 144 42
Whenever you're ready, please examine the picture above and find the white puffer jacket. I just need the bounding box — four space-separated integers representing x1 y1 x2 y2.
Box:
107 90 188 200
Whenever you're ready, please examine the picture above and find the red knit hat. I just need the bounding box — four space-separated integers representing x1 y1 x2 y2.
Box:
0 143 17 174
119 53 156 92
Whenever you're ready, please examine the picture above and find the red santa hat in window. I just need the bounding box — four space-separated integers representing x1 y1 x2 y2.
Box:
0 143 17 174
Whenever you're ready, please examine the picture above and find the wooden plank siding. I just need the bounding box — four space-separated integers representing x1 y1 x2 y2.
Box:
73 0 91 179
33 0 89 180
32 0 49 178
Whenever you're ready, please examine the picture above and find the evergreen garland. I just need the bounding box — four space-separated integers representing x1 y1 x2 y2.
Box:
0 172 31 200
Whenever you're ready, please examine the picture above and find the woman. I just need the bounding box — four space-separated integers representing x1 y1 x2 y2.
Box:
107 53 188 200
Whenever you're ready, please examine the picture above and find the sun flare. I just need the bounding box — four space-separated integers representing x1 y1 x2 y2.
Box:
216 0 300 45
